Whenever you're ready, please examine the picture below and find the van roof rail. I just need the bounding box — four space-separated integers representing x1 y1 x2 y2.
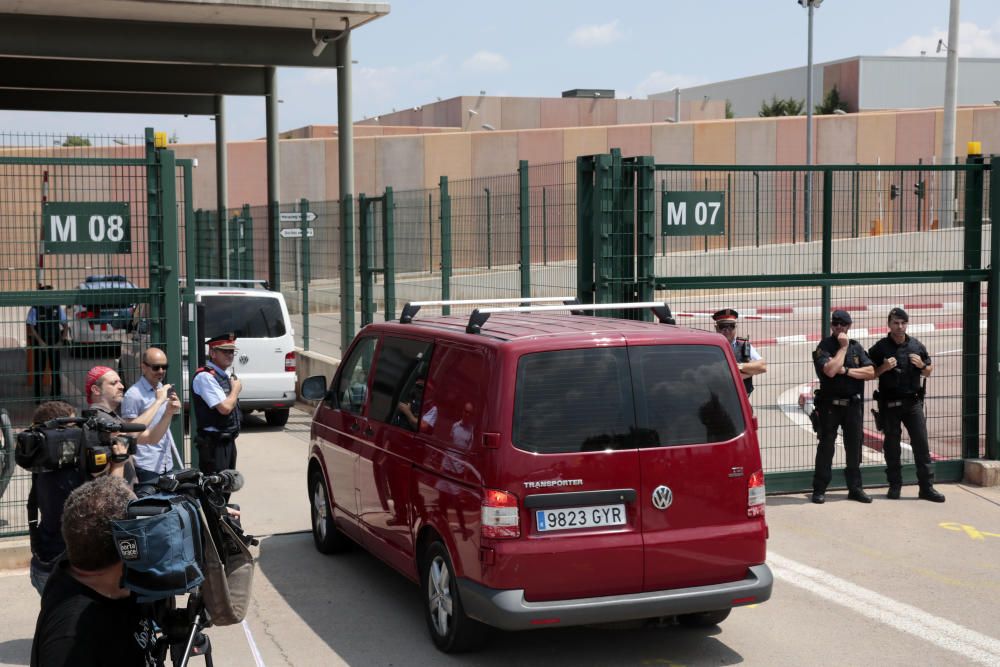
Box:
192 278 270 289
465 301 676 334
399 296 578 324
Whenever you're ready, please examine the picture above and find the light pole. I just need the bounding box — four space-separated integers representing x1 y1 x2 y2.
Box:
799 0 822 242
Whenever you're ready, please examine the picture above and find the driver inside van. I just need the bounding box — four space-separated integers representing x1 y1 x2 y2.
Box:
396 378 426 431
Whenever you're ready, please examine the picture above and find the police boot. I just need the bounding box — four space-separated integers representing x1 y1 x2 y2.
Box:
847 488 872 504
886 485 901 500
918 486 946 503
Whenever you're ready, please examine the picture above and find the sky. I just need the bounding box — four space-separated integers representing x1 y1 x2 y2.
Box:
2 0 999 143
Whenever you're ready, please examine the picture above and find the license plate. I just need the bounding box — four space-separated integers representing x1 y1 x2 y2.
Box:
535 504 626 532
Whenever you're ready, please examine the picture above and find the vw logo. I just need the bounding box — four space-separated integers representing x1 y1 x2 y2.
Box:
238 354 249 365
651 485 673 510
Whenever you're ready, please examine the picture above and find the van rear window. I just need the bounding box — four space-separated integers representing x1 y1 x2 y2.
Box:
198 296 287 338
629 344 745 446
513 348 634 454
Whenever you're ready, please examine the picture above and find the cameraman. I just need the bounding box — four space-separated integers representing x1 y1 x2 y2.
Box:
30 475 157 666
27 401 132 596
86 365 181 452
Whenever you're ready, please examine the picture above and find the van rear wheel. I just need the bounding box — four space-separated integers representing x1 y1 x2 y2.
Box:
421 541 488 653
309 470 351 554
265 408 290 427
678 608 731 628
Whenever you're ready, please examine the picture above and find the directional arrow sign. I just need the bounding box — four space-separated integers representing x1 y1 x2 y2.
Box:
279 211 317 223
279 227 315 239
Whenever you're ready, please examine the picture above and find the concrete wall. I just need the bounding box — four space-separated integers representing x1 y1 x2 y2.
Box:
169 106 1000 210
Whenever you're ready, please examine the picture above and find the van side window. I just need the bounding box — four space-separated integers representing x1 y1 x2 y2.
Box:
513 348 634 454
629 344 745 446
335 336 377 414
199 295 287 338
424 343 488 450
369 337 434 427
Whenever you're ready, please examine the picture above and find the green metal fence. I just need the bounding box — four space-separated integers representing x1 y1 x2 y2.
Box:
576 152 997 493
0 129 186 536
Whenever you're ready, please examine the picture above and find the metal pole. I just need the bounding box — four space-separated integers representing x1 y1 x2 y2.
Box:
542 187 548 265
337 33 356 352
674 87 680 122
265 66 280 289
940 0 961 229
215 95 228 279
300 198 310 350
804 2 815 243
484 187 492 269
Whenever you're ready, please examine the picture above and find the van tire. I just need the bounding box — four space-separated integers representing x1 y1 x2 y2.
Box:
265 408 290 427
421 541 489 653
677 608 731 628
309 470 351 554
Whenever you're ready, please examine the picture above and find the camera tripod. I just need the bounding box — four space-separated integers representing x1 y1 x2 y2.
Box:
155 592 214 667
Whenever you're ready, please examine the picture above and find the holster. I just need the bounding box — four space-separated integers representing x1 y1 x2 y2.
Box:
871 390 885 432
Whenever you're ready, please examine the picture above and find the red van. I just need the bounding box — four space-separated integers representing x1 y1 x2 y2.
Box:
302 299 772 652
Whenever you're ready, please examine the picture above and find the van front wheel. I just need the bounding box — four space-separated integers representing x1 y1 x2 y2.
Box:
421 541 488 653
309 470 351 554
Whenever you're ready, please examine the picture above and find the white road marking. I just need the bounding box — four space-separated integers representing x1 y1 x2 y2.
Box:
769 552 1000 666
242 619 267 667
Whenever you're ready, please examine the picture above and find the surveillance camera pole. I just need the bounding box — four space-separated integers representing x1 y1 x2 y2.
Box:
803 0 818 243
940 0 960 229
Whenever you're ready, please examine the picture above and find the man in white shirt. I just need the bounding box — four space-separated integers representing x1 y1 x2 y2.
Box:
121 347 180 485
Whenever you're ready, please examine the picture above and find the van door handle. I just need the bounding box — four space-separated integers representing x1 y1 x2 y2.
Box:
363 426 374 437
349 422 360 432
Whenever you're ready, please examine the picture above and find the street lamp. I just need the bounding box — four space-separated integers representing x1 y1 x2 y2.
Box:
799 0 823 242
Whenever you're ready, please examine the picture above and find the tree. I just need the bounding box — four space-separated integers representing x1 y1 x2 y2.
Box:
61 135 91 147
815 85 849 115
758 95 804 117
725 99 734 119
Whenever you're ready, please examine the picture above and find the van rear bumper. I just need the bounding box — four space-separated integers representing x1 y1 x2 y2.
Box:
458 563 772 631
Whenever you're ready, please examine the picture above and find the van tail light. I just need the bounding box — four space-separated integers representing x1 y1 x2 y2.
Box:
747 470 766 518
285 351 296 372
481 489 520 539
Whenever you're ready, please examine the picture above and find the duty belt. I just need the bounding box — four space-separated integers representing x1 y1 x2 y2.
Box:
830 398 851 407
884 396 917 408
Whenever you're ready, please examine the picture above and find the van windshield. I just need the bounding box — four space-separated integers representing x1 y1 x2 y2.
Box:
197 296 287 339
512 344 745 454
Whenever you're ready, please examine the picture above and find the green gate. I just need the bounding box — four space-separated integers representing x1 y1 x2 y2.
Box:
0 128 186 535
577 151 998 493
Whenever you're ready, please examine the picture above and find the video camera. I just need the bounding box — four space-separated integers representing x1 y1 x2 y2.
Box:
14 409 143 475
113 468 258 667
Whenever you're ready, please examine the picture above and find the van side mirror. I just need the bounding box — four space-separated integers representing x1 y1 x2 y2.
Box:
301 375 328 401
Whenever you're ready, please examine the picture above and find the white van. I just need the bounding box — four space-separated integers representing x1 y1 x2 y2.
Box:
120 283 297 427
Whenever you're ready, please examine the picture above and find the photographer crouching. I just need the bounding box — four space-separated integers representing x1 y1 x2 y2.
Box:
30 475 158 666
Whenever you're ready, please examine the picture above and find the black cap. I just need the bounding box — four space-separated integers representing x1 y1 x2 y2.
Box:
888 307 909 322
206 332 238 350
831 309 852 324
712 308 739 323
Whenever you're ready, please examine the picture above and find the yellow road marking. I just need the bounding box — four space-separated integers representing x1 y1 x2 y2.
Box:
939 522 1000 540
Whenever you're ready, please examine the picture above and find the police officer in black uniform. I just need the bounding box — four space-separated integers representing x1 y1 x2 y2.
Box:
868 308 945 502
26 285 69 401
192 333 243 485
811 310 875 504
712 308 767 396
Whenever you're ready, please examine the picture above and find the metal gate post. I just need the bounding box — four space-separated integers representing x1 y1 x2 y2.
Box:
182 161 201 463
518 160 531 299
145 129 164 344
159 147 184 466
987 158 1000 459
593 153 614 309
340 194 356 354
241 203 254 282
962 155 984 458
440 176 452 316
821 169 834 331
635 156 656 317
300 198 311 350
358 194 374 326
576 156 596 304
382 188 396 322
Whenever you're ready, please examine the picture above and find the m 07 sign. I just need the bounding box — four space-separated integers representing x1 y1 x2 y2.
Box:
661 191 725 236
42 202 131 254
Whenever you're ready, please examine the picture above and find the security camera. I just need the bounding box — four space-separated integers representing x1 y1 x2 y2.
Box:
312 37 330 58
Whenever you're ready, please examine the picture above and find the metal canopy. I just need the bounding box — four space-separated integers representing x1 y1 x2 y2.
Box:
0 0 389 288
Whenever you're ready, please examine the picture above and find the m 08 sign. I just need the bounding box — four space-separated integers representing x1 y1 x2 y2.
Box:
661 191 725 236
42 202 131 254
